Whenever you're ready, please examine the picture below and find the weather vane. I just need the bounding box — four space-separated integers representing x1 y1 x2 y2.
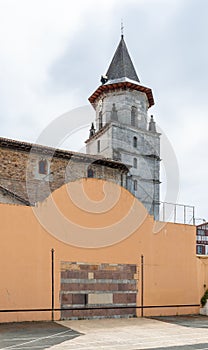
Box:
121 19 124 37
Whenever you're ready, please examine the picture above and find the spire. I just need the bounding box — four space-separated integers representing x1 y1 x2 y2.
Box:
105 36 140 83
89 122 95 138
149 115 157 132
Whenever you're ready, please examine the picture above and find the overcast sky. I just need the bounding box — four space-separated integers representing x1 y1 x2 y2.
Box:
0 0 207 221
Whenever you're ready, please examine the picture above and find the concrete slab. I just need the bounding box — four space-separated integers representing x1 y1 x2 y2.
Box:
50 316 208 350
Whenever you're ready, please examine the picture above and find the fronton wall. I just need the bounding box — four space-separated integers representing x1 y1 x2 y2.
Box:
0 179 201 322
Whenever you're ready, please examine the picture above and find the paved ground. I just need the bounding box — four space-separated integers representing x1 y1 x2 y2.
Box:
152 315 208 329
52 316 208 350
1 316 208 349
0 321 81 349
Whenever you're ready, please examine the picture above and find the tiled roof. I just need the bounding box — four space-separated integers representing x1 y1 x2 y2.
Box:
0 137 129 172
106 36 140 83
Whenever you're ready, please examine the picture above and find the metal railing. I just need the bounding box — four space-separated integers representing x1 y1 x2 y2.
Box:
155 201 195 225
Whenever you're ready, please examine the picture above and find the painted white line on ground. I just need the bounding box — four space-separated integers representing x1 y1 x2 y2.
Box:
8 347 45 350
0 329 75 350
1 339 36 342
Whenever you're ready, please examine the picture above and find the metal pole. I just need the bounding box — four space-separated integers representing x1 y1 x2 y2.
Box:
163 203 165 222
51 248 54 321
141 255 144 317
174 204 176 223
184 205 186 224
193 206 195 226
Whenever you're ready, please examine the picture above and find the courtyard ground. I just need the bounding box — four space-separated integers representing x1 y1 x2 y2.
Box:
1 316 208 349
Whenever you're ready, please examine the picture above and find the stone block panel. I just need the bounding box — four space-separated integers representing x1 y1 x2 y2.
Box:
61 271 88 279
113 293 137 304
93 271 134 279
61 293 87 305
60 261 138 320
88 293 113 305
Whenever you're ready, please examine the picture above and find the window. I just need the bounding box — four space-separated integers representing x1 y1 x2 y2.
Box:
38 159 47 175
133 136 137 148
133 158 137 169
197 245 204 255
97 140 100 153
98 111 103 129
131 106 137 126
134 180 137 191
87 168 94 178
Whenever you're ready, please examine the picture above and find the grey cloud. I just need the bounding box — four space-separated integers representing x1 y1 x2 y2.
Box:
0 0 208 217
46 20 116 101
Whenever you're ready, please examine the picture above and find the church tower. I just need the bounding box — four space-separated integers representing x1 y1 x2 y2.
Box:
85 35 160 218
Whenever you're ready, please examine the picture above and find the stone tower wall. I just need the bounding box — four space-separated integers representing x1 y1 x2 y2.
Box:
95 89 149 131
86 89 160 217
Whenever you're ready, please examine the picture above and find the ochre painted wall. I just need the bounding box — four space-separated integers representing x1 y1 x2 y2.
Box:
0 179 202 322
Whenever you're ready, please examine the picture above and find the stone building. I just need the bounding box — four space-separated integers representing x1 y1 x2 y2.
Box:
0 137 128 206
86 35 161 217
0 35 160 218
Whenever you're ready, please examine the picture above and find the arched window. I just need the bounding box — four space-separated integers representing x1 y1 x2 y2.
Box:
133 158 137 169
134 180 137 191
98 111 103 129
133 136 137 148
38 159 47 175
131 106 137 126
87 168 94 178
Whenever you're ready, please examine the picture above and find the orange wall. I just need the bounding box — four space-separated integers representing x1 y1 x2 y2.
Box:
0 179 201 322
196 256 208 305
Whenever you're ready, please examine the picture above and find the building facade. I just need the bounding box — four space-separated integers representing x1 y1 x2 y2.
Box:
0 36 160 217
0 137 128 206
86 35 160 217
196 222 208 255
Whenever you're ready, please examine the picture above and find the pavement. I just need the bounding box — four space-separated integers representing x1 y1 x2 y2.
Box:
1 316 208 350
0 321 81 349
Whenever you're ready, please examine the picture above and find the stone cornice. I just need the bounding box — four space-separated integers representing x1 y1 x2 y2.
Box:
89 81 154 108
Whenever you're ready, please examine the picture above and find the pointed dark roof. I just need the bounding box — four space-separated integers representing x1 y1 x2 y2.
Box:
106 35 140 83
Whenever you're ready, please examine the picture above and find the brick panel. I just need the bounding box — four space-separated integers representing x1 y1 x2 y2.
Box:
61 307 136 319
113 293 137 304
61 294 73 304
61 271 88 279
60 262 137 320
